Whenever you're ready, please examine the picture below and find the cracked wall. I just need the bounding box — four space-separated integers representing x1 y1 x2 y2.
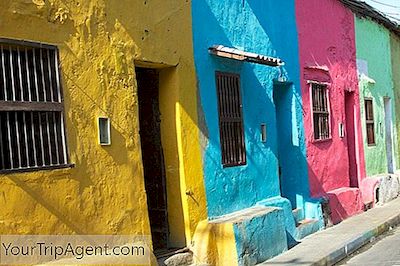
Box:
0 0 207 248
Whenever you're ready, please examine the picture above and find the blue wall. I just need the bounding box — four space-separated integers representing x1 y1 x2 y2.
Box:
233 208 287 265
192 0 311 218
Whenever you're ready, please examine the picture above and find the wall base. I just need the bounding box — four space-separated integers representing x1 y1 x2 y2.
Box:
361 174 400 207
325 187 364 225
191 197 324 265
192 205 287 266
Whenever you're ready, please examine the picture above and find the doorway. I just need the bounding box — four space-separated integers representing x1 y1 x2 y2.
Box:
384 97 395 174
273 82 295 207
136 67 169 250
345 91 358 187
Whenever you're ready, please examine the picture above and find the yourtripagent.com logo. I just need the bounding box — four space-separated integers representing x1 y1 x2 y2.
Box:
0 235 151 265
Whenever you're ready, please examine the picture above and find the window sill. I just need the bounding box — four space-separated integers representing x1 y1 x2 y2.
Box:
222 162 247 168
312 138 332 144
367 144 376 147
0 164 75 175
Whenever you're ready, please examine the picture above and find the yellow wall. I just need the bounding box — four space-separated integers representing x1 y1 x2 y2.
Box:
0 0 207 247
192 220 239 266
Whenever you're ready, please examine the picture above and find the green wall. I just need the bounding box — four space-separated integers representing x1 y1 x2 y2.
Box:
355 16 399 176
390 33 400 172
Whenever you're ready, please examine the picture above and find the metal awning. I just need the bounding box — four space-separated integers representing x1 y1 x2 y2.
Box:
208 45 284 67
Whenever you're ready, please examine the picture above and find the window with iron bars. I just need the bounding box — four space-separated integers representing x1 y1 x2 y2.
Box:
215 72 246 167
0 39 69 172
311 82 330 141
364 98 375 145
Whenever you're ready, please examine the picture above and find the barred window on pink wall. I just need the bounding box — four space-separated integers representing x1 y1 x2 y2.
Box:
0 39 69 172
311 83 330 141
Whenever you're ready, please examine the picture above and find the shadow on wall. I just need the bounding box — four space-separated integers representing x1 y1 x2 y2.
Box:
307 164 363 225
360 81 390 176
297 58 365 224
246 0 311 211
192 0 314 218
193 0 286 218
6 173 85 235
273 81 310 209
2 0 197 235
304 58 363 186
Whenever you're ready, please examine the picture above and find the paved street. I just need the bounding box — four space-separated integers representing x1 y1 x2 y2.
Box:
261 198 400 266
339 227 400 266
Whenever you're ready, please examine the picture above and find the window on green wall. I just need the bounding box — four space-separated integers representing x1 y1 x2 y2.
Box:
364 98 375 145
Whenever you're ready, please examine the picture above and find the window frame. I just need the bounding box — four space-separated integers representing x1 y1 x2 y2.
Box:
0 38 72 174
364 97 376 146
215 71 247 168
309 80 332 142
98 117 111 146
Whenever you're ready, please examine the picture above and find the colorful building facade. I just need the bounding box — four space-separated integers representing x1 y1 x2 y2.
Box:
0 0 208 261
191 0 321 265
356 16 398 177
296 0 366 224
391 34 400 178
345 3 400 207
1 0 400 265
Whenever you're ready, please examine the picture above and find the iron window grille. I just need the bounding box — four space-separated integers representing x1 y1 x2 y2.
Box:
215 72 246 167
311 82 331 141
0 39 69 172
364 98 375 145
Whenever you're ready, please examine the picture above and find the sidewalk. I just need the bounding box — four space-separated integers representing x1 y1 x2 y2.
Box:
258 197 400 266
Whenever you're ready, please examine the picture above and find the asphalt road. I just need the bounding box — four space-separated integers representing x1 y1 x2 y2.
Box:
338 226 400 266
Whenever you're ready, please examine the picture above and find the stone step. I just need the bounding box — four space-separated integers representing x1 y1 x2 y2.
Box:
292 208 304 225
296 219 320 239
163 252 193 266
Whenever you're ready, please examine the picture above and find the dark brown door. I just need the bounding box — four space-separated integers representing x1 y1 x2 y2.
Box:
345 91 358 187
136 67 169 250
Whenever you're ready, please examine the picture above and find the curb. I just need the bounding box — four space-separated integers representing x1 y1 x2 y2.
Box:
312 212 400 266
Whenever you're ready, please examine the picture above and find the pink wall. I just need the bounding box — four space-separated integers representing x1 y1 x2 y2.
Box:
296 0 366 197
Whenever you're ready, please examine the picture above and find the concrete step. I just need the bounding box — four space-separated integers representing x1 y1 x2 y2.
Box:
292 208 303 225
163 252 193 266
156 248 192 266
192 204 287 265
295 219 320 239
326 187 364 224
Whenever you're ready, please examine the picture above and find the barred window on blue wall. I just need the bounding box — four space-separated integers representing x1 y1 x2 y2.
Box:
215 72 246 167
0 39 69 172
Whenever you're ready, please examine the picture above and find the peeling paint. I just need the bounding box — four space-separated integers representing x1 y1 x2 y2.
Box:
0 0 207 255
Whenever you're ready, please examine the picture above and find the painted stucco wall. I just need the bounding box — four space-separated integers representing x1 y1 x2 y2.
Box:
192 0 310 217
390 33 400 167
355 16 399 177
0 0 207 248
296 0 366 197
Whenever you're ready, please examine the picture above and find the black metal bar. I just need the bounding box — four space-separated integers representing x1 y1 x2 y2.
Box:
0 163 74 174
0 38 57 50
0 101 63 111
